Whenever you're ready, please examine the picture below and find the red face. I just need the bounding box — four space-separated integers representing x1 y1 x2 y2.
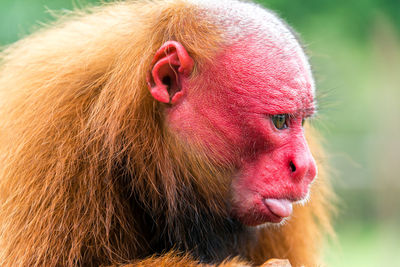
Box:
148 39 317 226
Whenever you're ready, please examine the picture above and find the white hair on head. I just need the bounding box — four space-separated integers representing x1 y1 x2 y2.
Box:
190 0 292 44
188 0 316 95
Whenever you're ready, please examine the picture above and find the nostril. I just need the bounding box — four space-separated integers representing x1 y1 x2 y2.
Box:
289 161 296 173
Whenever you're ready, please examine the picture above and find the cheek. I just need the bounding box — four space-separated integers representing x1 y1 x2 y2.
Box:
165 78 256 165
233 152 294 199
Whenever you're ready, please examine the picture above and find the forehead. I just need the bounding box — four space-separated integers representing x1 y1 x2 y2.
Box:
213 36 316 115
227 36 314 113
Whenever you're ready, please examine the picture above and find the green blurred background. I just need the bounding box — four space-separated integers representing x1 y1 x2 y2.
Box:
1 0 399 266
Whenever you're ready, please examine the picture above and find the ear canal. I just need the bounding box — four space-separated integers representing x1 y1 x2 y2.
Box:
146 41 194 104
150 51 180 103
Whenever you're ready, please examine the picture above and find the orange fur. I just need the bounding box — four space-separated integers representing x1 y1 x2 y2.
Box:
0 1 333 266
116 251 250 267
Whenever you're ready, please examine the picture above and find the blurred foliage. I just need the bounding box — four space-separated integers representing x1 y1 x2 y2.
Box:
1 1 400 266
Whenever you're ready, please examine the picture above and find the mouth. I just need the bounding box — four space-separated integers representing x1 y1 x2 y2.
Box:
233 194 310 226
263 198 293 219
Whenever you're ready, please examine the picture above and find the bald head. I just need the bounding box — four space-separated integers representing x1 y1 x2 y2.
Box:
191 0 315 96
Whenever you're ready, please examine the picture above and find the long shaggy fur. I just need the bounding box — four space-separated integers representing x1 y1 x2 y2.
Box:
0 1 333 266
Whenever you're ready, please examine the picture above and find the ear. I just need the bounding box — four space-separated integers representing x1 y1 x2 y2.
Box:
146 41 194 104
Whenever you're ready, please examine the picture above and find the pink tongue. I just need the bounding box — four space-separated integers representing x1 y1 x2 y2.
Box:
264 199 293 218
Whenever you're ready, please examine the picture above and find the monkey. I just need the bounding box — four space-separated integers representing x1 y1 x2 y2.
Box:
0 0 333 266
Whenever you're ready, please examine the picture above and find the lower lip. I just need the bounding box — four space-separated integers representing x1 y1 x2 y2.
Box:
263 198 293 219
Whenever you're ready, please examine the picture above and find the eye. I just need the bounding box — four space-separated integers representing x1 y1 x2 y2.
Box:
271 114 288 130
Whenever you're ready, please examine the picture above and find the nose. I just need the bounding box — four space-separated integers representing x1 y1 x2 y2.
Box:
288 139 317 183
